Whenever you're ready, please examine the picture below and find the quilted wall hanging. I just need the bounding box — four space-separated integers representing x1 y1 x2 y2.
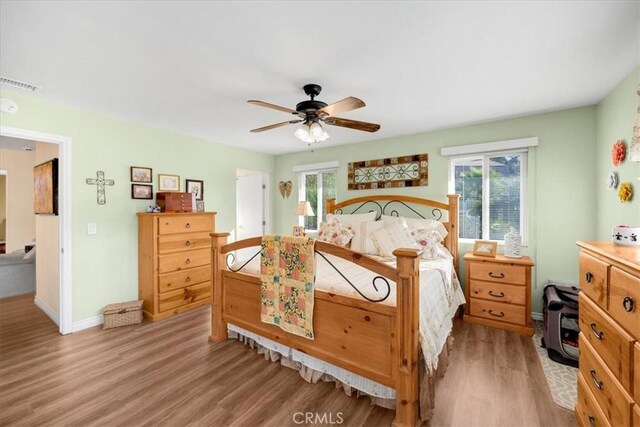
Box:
348 153 428 190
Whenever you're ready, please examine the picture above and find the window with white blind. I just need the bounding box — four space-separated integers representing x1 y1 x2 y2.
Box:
450 151 527 243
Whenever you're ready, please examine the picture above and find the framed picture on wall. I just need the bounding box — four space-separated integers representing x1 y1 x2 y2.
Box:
186 179 204 201
34 158 59 215
130 166 152 183
131 184 153 199
158 174 180 191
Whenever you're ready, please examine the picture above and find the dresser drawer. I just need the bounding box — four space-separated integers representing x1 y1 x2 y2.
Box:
577 371 613 427
158 249 210 274
158 265 211 293
158 232 211 254
470 298 525 325
579 334 634 427
579 293 634 391
610 267 640 341
635 343 640 404
469 262 525 285
159 281 212 312
470 280 526 305
579 252 609 310
158 215 213 235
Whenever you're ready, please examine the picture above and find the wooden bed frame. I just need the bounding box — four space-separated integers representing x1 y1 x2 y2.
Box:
210 194 459 427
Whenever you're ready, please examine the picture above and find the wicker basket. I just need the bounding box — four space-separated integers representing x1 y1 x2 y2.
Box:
103 300 143 329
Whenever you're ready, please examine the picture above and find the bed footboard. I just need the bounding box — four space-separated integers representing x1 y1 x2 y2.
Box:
209 233 421 427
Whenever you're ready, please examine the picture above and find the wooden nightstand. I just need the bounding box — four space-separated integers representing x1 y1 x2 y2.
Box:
463 253 534 336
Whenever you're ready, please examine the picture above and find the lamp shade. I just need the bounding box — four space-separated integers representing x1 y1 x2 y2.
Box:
295 201 315 216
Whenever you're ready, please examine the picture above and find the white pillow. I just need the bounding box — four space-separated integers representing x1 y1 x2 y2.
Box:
326 212 376 252
361 220 384 255
370 221 417 258
381 215 448 240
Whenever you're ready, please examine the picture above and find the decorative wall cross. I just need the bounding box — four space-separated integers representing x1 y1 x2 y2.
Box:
86 171 115 205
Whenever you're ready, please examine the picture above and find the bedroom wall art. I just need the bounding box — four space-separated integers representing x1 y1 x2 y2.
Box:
186 179 204 201
347 153 428 190
33 158 59 215
130 166 152 183
630 87 640 162
618 182 633 203
611 139 626 166
278 180 292 198
86 171 115 205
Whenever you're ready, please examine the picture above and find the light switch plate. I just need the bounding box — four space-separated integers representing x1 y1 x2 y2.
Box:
87 223 97 235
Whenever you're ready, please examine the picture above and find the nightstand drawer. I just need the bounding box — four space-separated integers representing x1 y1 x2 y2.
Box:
470 262 525 285
158 232 211 254
158 249 210 274
579 293 634 392
609 267 640 341
158 265 211 293
470 280 526 305
158 215 213 235
579 252 609 310
579 334 634 427
470 298 525 325
577 371 612 427
159 281 212 312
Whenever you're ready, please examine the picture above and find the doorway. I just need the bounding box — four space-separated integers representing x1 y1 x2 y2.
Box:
236 169 269 260
0 126 71 335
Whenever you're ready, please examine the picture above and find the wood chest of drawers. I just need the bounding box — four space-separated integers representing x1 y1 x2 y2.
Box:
138 212 216 321
463 253 534 336
576 241 639 427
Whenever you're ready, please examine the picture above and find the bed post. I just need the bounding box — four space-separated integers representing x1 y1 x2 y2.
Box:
392 248 421 427
210 232 229 343
326 197 336 214
447 194 460 273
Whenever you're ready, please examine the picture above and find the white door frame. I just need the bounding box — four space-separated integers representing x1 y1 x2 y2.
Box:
0 125 72 335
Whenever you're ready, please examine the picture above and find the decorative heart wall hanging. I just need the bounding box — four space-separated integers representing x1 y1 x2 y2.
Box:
278 181 293 199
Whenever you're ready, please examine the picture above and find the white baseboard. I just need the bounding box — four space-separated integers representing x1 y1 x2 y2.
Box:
531 312 543 321
34 295 60 326
72 315 103 333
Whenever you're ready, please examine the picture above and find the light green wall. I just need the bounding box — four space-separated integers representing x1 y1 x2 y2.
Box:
275 106 598 313
0 89 275 322
596 66 640 239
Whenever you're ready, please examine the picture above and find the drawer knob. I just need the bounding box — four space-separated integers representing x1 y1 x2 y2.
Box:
184 289 191 299
185 240 192 247
623 296 634 313
488 290 505 298
488 272 505 279
588 416 595 427
590 369 603 390
186 276 191 283
185 258 191 265
589 322 604 340
185 223 191 229
585 272 593 283
488 309 505 317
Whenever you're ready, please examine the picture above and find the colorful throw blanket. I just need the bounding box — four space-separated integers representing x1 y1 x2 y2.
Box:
260 235 316 339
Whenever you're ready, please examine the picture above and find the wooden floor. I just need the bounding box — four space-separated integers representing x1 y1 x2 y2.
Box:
0 294 576 427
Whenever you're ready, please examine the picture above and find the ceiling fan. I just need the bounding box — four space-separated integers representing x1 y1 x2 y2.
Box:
248 84 380 144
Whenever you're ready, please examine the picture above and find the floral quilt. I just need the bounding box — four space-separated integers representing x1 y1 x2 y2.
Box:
260 235 316 339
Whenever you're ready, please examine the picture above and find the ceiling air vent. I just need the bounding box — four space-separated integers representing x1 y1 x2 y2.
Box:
0 76 40 92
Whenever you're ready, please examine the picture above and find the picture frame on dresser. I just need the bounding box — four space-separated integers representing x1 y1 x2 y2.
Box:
186 179 204 201
472 240 497 257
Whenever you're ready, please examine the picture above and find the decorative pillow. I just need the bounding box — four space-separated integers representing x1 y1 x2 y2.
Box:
317 219 356 247
326 212 376 252
370 221 417 258
413 228 453 260
361 220 384 255
381 215 448 240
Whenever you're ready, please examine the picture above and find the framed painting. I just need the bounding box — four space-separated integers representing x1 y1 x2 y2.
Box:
186 179 204 201
131 184 153 199
158 174 180 192
33 158 58 215
130 166 152 183
348 153 428 190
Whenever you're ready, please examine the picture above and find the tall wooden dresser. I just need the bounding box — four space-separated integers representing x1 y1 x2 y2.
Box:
576 241 639 427
138 212 216 321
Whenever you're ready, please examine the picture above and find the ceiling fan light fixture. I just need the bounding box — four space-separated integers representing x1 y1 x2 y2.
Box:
294 120 329 144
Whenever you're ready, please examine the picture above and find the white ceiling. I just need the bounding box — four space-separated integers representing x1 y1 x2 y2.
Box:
0 136 36 152
0 1 638 155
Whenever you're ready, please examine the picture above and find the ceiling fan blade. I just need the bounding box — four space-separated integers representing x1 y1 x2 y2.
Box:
250 120 302 133
317 97 365 117
247 100 297 115
323 117 380 133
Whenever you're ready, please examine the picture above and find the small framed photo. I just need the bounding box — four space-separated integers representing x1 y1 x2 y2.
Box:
130 166 152 183
131 184 153 200
196 201 205 212
158 174 180 191
473 240 498 257
186 179 204 201
292 225 305 237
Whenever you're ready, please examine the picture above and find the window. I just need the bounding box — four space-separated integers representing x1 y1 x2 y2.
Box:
450 151 527 243
298 168 337 231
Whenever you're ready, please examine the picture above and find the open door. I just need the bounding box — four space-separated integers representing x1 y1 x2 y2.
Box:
236 170 268 261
